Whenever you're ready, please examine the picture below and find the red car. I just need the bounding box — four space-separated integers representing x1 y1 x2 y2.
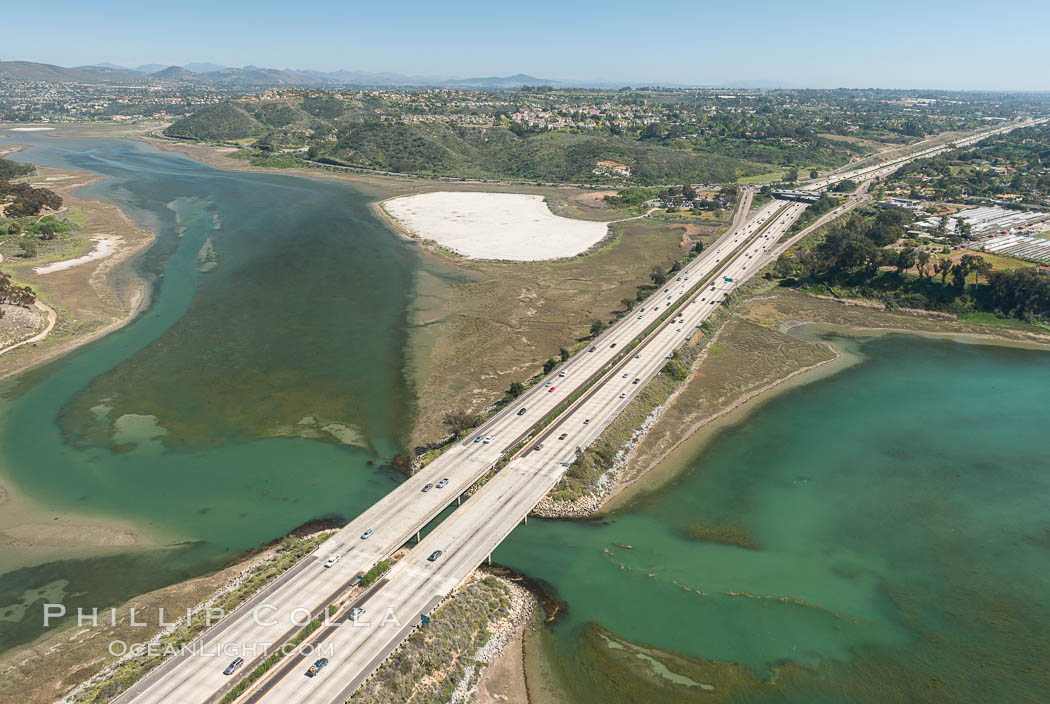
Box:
558 433 568 440
548 386 556 392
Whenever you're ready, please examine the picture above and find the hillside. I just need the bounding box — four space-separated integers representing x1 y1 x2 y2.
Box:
152 66 200 81
321 123 761 183
163 98 770 184
0 61 146 83
163 103 265 140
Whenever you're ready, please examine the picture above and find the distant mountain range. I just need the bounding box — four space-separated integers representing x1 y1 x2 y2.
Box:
0 59 789 90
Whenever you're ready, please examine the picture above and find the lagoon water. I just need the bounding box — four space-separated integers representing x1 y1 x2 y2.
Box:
0 134 417 650
2 134 1049 702
496 335 1050 702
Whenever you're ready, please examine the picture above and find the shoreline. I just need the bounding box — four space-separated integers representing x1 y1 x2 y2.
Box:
607 316 1050 512
0 138 161 570
537 292 1050 518
0 143 154 382
0 474 167 574
605 332 850 511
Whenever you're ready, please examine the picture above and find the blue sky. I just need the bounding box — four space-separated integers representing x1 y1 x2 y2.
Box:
5 0 1048 89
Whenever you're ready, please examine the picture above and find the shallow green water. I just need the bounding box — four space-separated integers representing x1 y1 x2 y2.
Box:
0 134 417 650
496 335 1050 703
3 134 1050 701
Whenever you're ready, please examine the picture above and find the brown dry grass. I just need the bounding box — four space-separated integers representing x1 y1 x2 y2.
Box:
409 217 698 446
0 165 152 382
621 314 837 491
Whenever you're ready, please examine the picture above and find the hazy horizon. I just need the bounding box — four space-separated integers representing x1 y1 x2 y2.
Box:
6 0 1049 91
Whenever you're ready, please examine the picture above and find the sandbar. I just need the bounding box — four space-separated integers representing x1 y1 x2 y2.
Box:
382 191 609 260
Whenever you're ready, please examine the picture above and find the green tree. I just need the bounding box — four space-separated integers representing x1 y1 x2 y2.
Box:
935 257 954 284
18 239 37 258
589 319 607 337
916 249 932 279
543 358 558 374
507 381 525 398
442 410 477 436
650 267 667 286
809 169 819 179
894 247 916 276
972 257 992 288
773 253 797 278
559 347 570 362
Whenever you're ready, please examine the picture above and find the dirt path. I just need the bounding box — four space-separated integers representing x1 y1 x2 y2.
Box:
0 299 57 356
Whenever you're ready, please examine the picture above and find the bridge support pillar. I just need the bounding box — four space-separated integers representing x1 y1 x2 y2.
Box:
487 553 491 565
524 515 528 525
457 495 461 506
416 531 421 543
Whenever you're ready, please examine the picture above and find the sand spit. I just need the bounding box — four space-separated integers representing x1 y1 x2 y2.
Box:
33 235 122 274
383 191 609 260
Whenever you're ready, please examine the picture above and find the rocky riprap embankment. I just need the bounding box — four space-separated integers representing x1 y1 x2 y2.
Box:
532 402 667 519
449 575 535 704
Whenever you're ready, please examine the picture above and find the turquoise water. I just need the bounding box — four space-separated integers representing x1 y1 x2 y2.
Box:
496 335 1050 702
3 134 1050 701
0 134 417 650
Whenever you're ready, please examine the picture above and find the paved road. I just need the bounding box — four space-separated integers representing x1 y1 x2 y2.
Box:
244 199 809 704
119 119 1038 704
117 192 775 704
801 118 1046 192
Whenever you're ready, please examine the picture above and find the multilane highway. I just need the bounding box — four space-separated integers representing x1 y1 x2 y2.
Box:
802 118 1046 191
242 199 811 704
118 192 784 704
247 197 827 704
119 119 1034 704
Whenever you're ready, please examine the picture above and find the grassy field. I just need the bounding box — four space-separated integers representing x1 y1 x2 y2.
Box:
737 169 786 184
932 248 1037 273
956 310 1049 331
409 215 714 447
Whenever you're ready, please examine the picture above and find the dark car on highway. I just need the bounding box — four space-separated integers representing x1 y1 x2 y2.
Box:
428 550 443 562
223 657 244 676
306 657 329 677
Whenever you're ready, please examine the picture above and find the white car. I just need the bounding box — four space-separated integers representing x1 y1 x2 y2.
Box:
483 435 494 444
349 607 366 621
619 393 627 399
323 554 341 568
